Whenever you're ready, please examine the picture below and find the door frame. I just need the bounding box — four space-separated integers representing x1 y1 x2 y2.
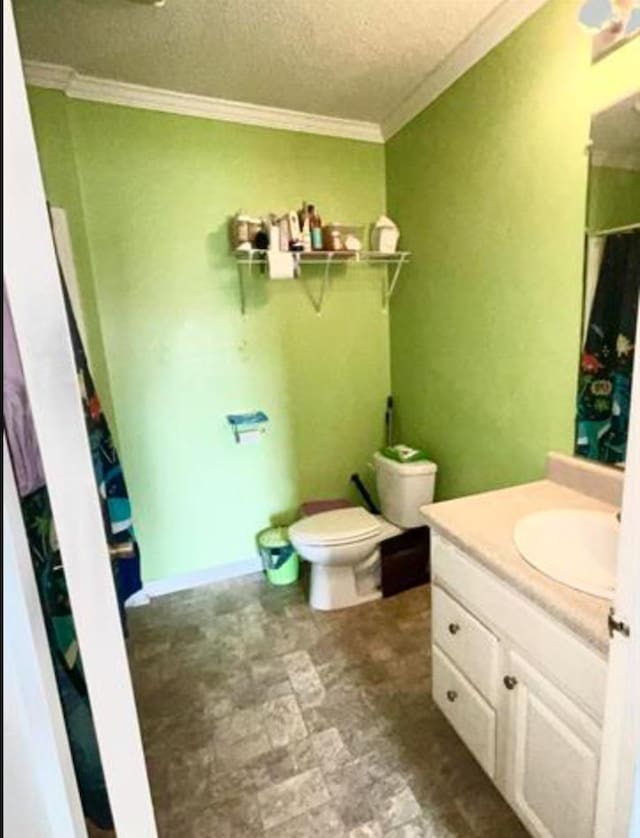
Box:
3 1 156 834
594 312 640 838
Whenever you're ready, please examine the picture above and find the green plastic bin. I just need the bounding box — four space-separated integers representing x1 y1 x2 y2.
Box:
257 526 299 586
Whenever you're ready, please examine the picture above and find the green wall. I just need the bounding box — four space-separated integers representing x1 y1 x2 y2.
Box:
27 0 637 580
587 165 640 232
28 90 389 582
386 0 595 500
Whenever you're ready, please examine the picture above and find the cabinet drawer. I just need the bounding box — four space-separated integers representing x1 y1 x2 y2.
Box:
431 533 606 722
433 645 496 779
432 584 500 704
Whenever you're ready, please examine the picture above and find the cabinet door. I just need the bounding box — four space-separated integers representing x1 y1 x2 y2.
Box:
504 651 601 838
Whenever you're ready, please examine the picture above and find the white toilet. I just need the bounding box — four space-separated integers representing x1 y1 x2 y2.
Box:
289 452 437 610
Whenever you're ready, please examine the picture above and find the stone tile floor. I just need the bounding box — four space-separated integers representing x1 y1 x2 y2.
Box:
128 574 529 837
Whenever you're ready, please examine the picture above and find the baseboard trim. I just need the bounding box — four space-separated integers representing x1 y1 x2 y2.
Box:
141 556 263 599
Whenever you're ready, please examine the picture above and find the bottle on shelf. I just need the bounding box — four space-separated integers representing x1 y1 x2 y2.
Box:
298 202 312 252
308 204 323 251
267 214 280 251
287 211 303 251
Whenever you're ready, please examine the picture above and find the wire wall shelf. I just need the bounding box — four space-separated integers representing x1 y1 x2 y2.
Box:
233 250 411 315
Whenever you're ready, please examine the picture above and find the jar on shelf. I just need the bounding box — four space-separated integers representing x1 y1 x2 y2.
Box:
371 216 400 253
323 223 365 252
325 227 343 251
233 211 263 249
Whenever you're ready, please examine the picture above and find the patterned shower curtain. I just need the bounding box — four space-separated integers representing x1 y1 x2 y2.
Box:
576 230 640 464
4 278 143 829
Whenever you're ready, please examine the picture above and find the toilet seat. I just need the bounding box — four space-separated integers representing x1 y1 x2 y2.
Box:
290 507 381 547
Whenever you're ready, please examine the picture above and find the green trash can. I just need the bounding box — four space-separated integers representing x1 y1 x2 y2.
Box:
257 526 300 586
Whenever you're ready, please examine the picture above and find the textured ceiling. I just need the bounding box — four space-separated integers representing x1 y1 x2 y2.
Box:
12 0 505 122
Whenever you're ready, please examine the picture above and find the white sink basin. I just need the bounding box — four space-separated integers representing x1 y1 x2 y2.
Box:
513 509 618 600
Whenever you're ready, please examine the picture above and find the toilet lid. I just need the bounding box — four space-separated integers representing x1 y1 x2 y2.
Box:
290 508 381 546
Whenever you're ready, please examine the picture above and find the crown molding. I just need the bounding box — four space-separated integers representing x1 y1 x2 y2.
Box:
22 61 384 144
24 1 546 147
381 0 548 140
591 149 640 172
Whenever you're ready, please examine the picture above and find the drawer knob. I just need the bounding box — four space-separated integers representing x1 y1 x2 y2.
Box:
446 689 458 702
448 622 461 635
503 675 518 690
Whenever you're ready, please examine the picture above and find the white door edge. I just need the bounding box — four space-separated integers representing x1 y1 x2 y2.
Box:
3 437 87 837
595 312 640 838
3 2 157 834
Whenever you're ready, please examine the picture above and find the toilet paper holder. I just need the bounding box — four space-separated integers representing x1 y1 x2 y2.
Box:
226 411 269 444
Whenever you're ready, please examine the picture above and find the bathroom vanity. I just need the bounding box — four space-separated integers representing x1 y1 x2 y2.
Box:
421 455 622 838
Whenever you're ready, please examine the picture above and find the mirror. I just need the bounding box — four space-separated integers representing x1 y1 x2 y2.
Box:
576 91 640 467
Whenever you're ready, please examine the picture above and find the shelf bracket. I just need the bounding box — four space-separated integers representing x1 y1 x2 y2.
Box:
237 250 260 315
301 252 332 315
238 263 247 316
234 250 410 316
382 253 408 312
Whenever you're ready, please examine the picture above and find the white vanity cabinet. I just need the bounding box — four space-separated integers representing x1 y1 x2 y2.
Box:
430 533 607 838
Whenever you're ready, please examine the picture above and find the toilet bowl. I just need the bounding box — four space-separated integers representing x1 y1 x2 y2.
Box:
289 508 400 610
289 452 437 610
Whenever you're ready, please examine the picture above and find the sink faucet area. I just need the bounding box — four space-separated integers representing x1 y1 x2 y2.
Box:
420 451 624 654
513 508 619 600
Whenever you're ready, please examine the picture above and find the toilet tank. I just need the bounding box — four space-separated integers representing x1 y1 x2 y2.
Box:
373 451 437 528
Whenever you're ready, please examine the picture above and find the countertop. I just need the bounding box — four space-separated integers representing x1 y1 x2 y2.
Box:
421 479 613 655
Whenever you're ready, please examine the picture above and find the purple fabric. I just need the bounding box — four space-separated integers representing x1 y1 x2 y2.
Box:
3 285 46 496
